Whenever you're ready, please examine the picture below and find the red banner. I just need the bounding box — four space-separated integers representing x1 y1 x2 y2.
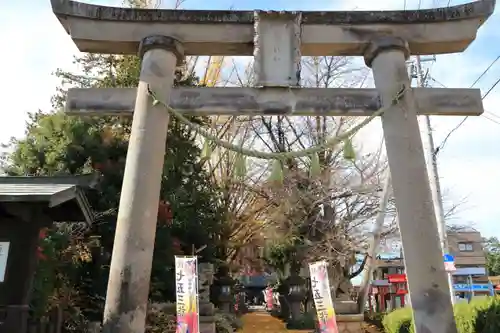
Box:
387 274 407 283
265 288 273 309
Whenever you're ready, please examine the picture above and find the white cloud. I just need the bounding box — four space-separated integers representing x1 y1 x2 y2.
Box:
2 0 499 237
0 1 78 145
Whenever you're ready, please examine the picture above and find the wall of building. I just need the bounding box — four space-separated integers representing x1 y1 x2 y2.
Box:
371 231 490 298
373 231 486 270
447 231 487 266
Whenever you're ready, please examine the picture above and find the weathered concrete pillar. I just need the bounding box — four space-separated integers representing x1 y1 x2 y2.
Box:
198 263 216 333
364 37 457 333
102 35 183 333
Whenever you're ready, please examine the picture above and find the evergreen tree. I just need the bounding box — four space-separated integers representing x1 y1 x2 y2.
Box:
3 52 224 323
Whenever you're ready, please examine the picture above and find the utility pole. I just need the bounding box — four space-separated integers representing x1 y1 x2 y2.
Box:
414 55 455 305
358 174 392 312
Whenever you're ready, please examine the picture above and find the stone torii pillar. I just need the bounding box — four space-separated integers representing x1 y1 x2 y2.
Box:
365 37 455 332
100 36 183 332
49 1 495 332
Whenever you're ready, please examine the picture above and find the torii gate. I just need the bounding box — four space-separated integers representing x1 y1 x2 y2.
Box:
50 1 494 332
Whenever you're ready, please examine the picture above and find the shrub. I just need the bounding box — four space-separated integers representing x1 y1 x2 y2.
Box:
146 302 176 333
214 312 233 333
364 311 387 332
146 303 244 333
382 297 500 333
214 310 243 333
473 297 500 333
285 312 317 330
382 307 412 333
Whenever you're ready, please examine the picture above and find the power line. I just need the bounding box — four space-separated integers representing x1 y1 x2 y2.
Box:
433 76 500 153
436 74 500 150
485 110 500 120
483 113 500 126
470 55 500 88
434 55 500 153
435 78 500 153
482 75 500 100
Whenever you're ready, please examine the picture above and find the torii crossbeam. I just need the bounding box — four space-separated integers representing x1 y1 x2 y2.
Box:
50 1 495 333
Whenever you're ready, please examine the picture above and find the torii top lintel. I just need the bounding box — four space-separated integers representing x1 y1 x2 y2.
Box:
51 0 494 56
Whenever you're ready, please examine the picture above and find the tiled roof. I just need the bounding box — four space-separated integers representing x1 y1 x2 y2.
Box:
0 175 95 225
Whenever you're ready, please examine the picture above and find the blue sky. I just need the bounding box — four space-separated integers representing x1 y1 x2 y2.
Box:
1 0 500 240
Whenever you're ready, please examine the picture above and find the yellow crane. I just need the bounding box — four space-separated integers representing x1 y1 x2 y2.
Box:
201 56 228 125
201 56 225 87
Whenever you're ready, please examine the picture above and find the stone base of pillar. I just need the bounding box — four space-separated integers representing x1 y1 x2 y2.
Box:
220 302 231 313
200 302 215 316
199 302 216 333
336 314 364 333
290 301 301 320
334 300 359 314
200 315 216 333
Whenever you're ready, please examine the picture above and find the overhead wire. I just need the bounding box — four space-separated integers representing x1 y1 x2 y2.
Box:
427 75 500 122
434 55 500 153
435 78 500 154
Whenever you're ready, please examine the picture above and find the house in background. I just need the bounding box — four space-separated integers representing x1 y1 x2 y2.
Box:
367 229 491 312
448 230 487 269
447 230 490 295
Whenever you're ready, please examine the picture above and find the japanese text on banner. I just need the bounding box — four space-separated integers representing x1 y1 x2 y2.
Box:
175 256 200 333
309 261 338 333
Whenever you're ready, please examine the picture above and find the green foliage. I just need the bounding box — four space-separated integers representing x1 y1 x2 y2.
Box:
30 225 96 318
364 311 386 331
145 302 176 333
264 240 303 277
214 313 233 333
285 312 316 330
144 304 243 333
264 243 293 276
214 310 243 333
382 307 412 333
3 52 225 325
484 237 500 276
382 297 500 333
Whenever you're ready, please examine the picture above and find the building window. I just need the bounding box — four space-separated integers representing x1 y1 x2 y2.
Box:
458 242 473 252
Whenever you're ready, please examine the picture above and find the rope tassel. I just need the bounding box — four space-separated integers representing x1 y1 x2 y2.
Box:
201 139 212 161
269 160 284 184
309 153 321 177
234 154 247 180
343 138 355 161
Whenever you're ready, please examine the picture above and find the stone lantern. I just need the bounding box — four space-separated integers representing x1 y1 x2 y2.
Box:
213 265 235 313
233 281 247 315
276 282 290 319
285 274 306 321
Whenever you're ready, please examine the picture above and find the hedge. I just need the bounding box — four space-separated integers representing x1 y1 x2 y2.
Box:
383 297 500 333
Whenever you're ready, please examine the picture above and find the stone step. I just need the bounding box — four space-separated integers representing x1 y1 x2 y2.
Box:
334 300 359 314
